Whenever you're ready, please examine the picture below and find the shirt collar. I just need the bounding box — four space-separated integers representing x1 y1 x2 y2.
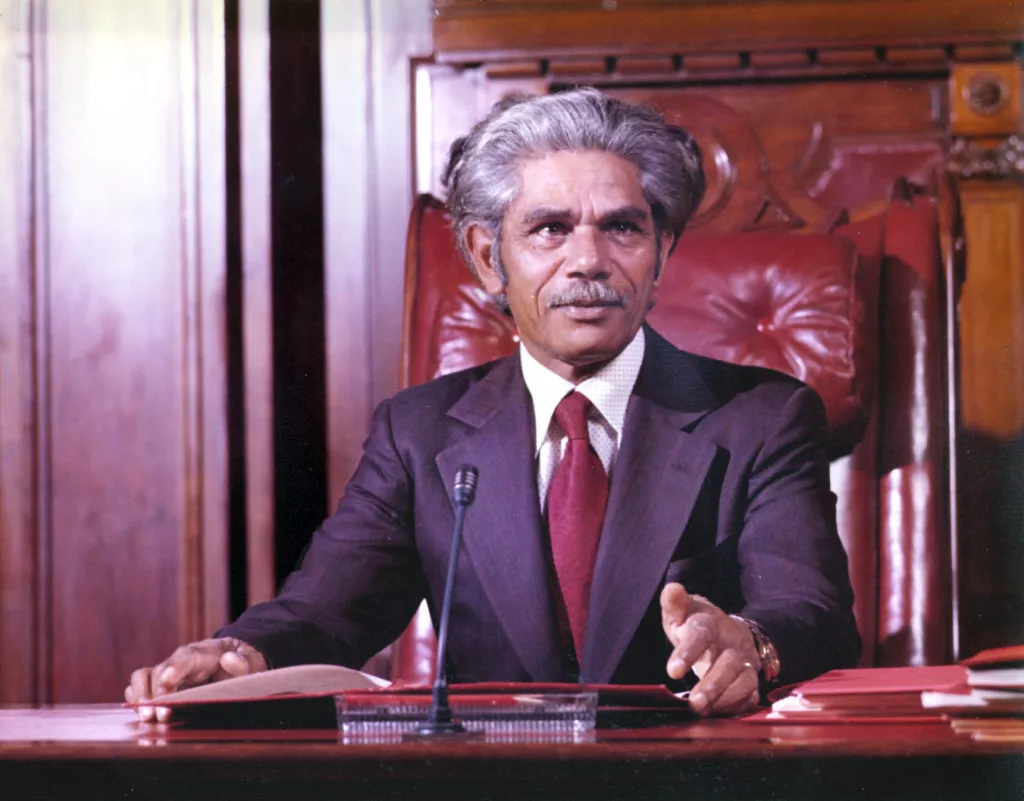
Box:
520 328 646 454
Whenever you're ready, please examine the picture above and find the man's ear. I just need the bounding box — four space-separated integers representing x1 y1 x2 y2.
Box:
465 223 505 295
653 230 675 287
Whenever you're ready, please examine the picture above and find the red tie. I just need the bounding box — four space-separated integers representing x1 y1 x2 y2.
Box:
547 391 609 660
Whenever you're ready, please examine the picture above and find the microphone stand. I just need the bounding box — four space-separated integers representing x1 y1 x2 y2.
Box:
404 466 483 740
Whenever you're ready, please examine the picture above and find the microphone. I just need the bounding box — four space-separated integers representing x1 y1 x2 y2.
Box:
404 465 483 740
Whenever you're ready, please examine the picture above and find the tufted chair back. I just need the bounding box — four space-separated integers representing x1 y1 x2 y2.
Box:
388 192 950 683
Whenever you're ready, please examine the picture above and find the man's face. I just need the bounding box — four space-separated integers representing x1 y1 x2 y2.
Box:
467 150 670 382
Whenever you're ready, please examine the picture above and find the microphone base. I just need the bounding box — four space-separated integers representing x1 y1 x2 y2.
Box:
402 721 484 742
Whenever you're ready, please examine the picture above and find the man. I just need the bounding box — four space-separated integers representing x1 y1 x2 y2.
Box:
127 88 860 720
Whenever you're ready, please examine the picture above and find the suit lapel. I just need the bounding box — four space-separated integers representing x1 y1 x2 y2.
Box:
435 358 564 682
581 329 721 682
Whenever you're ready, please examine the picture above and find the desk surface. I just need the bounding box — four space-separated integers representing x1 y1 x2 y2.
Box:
2 706 1022 800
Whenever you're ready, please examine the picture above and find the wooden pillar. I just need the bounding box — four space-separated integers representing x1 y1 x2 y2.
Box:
949 61 1024 655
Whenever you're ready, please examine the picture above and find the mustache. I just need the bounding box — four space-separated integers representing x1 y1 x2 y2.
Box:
548 281 627 309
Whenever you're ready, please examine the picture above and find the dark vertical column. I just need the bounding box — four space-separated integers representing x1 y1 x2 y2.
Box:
269 0 327 584
224 0 248 620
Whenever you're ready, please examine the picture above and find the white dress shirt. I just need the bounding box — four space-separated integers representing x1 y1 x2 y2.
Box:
520 328 646 511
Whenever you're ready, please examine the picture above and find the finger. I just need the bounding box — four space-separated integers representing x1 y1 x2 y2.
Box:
219 650 252 677
126 668 159 723
689 652 758 716
210 642 269 682
706 674 760 716
237 643 269 673
659 583 690 639
153 641 226 696
124 683 156 724
211 648 258 682
665 612 718 679
127 667 159 706
716 687 762 718
130 663 175 721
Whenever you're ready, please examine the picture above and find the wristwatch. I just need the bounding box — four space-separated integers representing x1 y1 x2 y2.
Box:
731 616 781 682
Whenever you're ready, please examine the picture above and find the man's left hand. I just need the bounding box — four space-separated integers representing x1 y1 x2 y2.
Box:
660 582 761 716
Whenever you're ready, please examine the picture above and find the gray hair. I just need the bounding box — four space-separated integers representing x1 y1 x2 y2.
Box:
441 88 706 286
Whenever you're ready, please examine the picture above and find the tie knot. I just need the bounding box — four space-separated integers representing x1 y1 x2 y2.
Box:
554 391 592 440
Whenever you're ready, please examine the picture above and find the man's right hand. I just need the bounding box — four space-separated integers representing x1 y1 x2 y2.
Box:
125 637 267 722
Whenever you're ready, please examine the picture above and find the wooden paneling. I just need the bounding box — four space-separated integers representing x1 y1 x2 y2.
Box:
958 183 1024 439
432 0 1024 64
193 0 231 651
322 0 432 504
239 0 276 606
0 0 227 703
322 0 376 510
0 0 40 705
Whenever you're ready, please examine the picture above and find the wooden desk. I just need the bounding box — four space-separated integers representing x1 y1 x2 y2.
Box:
1 706 1022 800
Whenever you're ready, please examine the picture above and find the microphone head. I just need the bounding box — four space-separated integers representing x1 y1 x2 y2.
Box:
452 465 479 506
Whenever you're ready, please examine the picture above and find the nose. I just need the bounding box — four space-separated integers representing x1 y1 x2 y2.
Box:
564 225 609 280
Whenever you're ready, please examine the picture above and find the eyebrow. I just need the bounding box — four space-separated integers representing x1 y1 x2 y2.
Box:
517 205 651 226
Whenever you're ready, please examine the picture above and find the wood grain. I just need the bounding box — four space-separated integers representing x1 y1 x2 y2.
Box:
0 0 41 705
958 182 1024 439
322 0 376 508
0 0 228 704
322 0 431 506
432 0 1024 63
239 0 275 607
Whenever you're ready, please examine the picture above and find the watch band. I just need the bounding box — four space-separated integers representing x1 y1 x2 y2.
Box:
730 615 782 682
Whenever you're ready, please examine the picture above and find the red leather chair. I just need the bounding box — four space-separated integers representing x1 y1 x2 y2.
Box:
387 188 951 683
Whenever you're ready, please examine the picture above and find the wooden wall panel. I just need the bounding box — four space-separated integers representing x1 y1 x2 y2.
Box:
0 0 227 703
323 0 375 506
194 0 231 674
0 0 40 705
322 0 432 504
239 0 275 607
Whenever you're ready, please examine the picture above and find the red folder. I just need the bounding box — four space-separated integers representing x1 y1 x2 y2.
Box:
961 645 1024 669
756 665 967 724
783 665 966 702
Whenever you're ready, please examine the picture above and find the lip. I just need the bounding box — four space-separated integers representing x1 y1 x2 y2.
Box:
555 303 620 321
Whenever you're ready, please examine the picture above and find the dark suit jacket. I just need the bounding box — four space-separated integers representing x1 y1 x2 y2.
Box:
221 327 861 686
